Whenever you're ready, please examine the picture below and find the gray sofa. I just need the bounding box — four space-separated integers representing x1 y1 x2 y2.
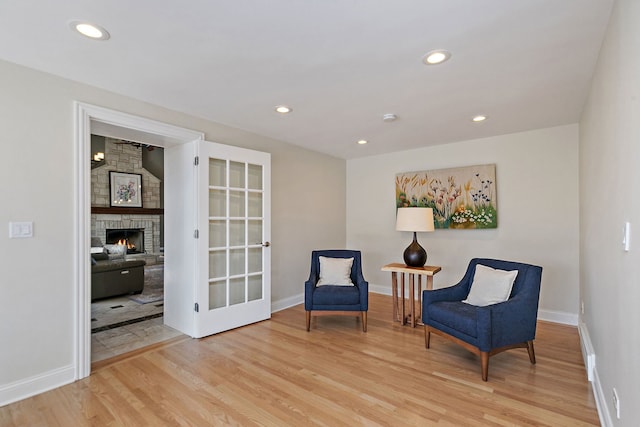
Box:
91 251 146 301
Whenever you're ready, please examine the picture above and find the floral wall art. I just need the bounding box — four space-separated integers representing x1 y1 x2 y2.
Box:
395 164 497 229
109 171 143 207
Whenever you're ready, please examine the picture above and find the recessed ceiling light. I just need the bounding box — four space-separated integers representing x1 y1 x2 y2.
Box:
357 140 368 145
422 49 451 65
69 21 110 40
275 105 292 114
382 114 397 122
472 115 488 122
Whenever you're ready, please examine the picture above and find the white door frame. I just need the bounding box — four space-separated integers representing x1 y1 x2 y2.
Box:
73 102 204 379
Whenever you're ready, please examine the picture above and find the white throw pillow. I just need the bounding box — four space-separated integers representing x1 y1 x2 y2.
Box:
104 244 127 259
463 264 518 307
317 256 354 286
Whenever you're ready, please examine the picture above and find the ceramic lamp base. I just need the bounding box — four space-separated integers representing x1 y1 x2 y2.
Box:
403 232 427 267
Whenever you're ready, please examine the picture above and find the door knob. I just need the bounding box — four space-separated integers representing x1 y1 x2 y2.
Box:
262 242 270 247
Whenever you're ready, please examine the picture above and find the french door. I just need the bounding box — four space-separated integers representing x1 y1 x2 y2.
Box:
194 140 271 337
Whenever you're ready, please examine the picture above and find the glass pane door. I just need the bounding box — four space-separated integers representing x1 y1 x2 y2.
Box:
195 140 270 337
209 159 264 309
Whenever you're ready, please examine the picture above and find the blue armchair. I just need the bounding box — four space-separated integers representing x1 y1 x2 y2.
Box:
305 250 369 332
422 258 543 381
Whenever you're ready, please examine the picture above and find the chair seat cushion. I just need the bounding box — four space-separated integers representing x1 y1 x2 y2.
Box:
313 285 360 306
428 301 478 338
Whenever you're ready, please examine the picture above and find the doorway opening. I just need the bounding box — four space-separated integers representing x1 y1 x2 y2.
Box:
74 102 204 379
89 139 177 363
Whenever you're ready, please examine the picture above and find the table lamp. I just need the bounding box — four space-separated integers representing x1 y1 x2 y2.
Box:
395 207 435 267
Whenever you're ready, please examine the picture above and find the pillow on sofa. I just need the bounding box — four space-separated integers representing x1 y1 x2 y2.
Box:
104 244 126 259
463 264 518 307
317 256 354 286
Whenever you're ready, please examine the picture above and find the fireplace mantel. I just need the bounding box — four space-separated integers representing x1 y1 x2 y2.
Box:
91 207 164 215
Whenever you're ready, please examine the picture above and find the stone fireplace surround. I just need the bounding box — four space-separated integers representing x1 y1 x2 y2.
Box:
91 138 163 262
92 215 160 255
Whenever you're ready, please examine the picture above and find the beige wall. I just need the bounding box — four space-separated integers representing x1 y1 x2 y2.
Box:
580 0 640 424
0 59 346 391
346 124 580 321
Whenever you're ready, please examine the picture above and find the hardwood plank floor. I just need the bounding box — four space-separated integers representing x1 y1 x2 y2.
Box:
0 294 599 426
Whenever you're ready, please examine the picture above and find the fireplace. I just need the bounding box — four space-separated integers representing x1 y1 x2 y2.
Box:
106 228 145 254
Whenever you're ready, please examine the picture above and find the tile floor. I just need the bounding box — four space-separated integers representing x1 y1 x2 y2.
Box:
91 295 164 329
91 295 183 363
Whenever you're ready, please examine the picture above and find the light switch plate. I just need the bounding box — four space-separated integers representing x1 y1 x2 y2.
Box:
9 221 33 238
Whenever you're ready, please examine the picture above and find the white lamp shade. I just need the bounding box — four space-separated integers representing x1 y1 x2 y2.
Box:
396 207 435 232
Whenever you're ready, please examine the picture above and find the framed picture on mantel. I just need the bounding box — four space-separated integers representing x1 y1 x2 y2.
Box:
109 171 143 207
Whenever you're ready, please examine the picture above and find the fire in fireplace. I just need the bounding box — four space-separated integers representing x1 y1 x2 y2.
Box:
106 228 145 254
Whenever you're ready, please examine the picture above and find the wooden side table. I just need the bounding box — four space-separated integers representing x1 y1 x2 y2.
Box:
381 263 441 327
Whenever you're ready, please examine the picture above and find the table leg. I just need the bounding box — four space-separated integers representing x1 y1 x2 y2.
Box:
426 275 434 290
391 272 398 322
400 273 406 325
409 273 416 327
417 275 422 325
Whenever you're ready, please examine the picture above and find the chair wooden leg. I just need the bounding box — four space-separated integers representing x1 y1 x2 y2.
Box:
361 311 367 332
424 326 431 349
306 311 311 332
527 340 536 364
481 351 489 381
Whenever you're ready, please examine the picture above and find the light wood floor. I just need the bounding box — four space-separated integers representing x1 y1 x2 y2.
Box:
1 294 599 426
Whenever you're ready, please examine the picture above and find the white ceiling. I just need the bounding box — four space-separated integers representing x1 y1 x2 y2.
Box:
0 1 614 159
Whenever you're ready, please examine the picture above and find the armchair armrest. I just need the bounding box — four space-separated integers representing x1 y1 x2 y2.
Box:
354 278 369 310
476 292 539 350
304 273 318 310
422 281 468 306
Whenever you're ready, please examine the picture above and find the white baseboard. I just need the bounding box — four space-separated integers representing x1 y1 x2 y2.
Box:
369 283 392 296
578 321 611 426
537 309 578 326
578 321 596 381
592 366 613 427
0 364 75 407
272 293 304 313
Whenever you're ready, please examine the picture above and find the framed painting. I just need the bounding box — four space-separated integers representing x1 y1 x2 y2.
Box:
395 164 497 229
109 171 143 207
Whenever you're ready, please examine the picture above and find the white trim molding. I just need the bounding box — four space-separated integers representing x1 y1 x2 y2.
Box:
369 283 392 296
578 321 596 381
592 367 613 427
578 321 611 426
74 102 204 381
537 309 578 326
0 365 74 407
272 293 304 313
